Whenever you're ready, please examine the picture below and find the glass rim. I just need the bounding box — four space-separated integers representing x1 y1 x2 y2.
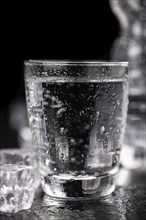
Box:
24 60 128 66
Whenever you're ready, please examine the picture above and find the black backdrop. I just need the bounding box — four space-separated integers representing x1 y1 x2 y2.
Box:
0 1 119 147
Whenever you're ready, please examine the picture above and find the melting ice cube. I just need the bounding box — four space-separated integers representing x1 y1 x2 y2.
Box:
0 148 41 189
0 164 35 213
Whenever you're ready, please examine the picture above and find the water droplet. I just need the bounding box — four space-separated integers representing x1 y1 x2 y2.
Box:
51 99 63 108
70 138 76 144
50 96 55 101
70 93 75 98
102 67 106 72
44 94 50 98
105 132 110 137
45 159 49 166
89 148 95 155
80 170 86 174
100 126 105 134
117 99 120 105
79 139 84 144
90 115 93 120
94 94 98 99
71 157 75 162
96 111 100 122
43 101 48 105
84 124 90 130
56 107 67 116
79 110 84 115
60 127 64 134
94 172 99 176
87 96 92 101
116 128 120 133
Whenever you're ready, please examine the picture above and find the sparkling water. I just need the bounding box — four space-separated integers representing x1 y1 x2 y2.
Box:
25 77 128 181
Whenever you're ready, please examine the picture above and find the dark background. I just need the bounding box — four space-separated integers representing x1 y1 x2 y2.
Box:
0 1 119 148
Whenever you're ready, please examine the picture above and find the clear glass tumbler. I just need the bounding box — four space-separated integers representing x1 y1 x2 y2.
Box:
24 60 128 199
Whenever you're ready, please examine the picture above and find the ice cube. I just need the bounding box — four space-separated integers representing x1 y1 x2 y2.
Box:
0 148 41 189
0 164 35 213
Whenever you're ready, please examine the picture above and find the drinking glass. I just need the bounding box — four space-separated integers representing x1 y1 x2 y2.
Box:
24 60 128 199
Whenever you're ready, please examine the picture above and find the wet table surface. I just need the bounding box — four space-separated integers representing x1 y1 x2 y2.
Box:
0 168 146 220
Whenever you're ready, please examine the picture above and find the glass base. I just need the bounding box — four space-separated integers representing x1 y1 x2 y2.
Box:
41 174 116 200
